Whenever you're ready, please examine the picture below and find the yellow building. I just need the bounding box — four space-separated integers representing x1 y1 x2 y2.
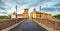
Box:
30 8 52 19
17 14 23 18
23 9 29 18
11 12 16 18
11 12 23 18
11 9 29 18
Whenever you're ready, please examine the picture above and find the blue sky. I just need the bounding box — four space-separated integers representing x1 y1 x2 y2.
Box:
0 0 60 16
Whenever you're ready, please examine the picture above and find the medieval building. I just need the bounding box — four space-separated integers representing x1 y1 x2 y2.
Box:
30 8 52 19
11 9 29 18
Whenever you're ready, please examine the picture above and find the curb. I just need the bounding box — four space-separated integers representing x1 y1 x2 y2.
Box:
0 20 24 31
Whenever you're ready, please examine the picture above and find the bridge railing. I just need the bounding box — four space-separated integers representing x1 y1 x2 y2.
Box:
34 18 60 31
0 18 25 30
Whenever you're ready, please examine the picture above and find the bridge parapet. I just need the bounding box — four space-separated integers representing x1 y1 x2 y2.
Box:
0 18 25 30
33 18 60 31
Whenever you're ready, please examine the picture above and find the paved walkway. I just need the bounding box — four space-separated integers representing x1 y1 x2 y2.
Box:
10 19 47 31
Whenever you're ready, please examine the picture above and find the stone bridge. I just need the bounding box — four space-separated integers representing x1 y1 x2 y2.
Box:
33 18 60 31
0 18 60 31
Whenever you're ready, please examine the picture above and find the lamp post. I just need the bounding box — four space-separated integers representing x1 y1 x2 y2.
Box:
40 6 41 18
16 5 17 18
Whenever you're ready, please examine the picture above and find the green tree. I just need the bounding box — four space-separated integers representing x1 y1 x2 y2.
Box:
53 14 60 19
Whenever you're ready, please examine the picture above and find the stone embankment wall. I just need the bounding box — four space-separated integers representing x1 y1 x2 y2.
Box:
34 18 60 31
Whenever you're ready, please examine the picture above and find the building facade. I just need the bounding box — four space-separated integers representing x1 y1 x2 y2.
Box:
23 9 29 18
11 9 29 18
30 8 52 19
11 12 16 18
11 12 23 18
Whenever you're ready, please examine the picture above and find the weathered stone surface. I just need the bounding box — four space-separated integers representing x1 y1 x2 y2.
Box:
34 18 60 31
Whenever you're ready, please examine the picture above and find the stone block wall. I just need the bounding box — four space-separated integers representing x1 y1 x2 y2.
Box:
0 18 24 30
34 18 60 31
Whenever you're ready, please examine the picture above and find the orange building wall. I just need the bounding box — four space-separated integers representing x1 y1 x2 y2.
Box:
23 9 29 18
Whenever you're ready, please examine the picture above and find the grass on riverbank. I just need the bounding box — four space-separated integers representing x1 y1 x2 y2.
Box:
0 16 8 19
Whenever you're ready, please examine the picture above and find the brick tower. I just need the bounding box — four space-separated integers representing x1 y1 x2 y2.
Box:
24 9 29 18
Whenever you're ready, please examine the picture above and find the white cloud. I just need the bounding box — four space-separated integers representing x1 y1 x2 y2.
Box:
41 0 60 8
52 10 60 15
0 9 8 16
41 9 60 16
17 5 29 14
0 0 60 16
